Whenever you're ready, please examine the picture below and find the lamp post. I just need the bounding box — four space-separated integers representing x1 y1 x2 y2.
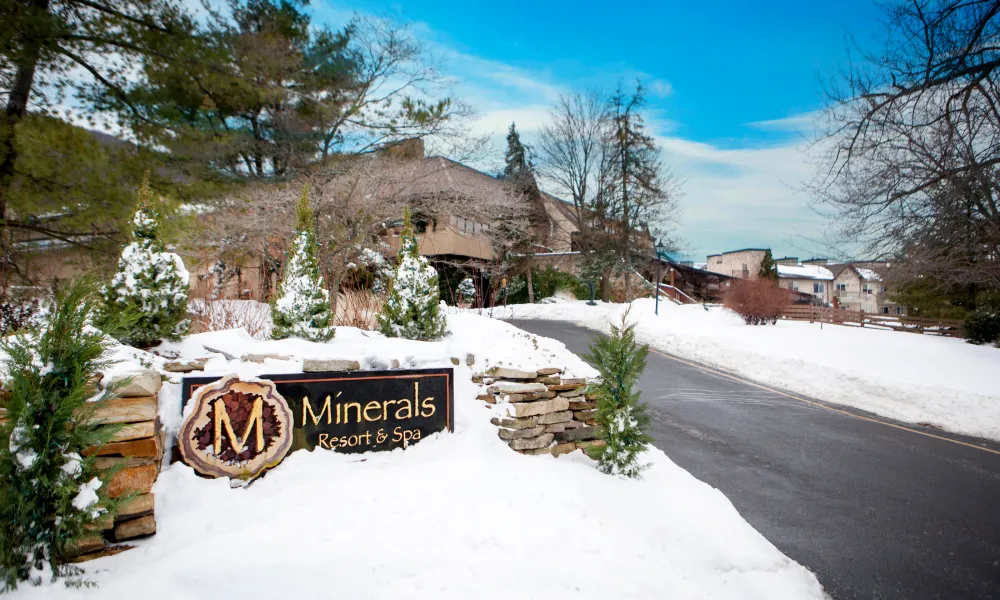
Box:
654 240 667 315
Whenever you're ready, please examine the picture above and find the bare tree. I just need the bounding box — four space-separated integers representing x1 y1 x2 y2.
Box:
813 0 1000 299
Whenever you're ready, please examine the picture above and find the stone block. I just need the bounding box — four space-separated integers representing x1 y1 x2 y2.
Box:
450 357 460 365
113 515 156 541
568 401 596 411
543 424 566 433
559 387 587 398
535 376 560 385
536 410 573 425
105 421 156 443
487 367 537 380
162 358 209 373
507 397 569 418
86 396 157 425
554 427 599 443
497 425 545 440
551 442 577 457
488 381 548 394
242 353 292 364
63 535 106 558
66 544 134 564
507 433 554 451
105 370 161 397
573 409 597 421
303 358 360 372
576 439 607 451
536 367 562 376
547 382 587 392
107 464 158 498
504 391 556 402
118 493 155 520
516 447 553 455
477 394 497 405
86 436 160 459
490 416 538 429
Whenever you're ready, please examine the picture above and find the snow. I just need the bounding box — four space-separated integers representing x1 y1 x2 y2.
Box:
488 299 1000 441
855 268 881 281
70 477 102 512
11 313 825 599
777 264 833 280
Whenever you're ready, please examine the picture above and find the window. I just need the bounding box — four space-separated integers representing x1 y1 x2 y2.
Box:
881 306 889 314
791 283 800 291
813 283 825 294
879 285 887 294
863 283 873 294
835 283 847 291
895 306 903 315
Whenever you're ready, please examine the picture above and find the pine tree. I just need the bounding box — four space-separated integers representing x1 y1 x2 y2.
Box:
271 187 335 342
0 281 130 589
502 122 533 181
97 174 189 347
378 207 447 340
758 249 779 280
583 308 652 478
457 277 477 304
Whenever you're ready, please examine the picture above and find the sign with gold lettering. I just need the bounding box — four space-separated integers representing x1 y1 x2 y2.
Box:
181 368 454 456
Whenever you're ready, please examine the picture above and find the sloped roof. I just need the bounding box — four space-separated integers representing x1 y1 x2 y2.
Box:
777 264 834 280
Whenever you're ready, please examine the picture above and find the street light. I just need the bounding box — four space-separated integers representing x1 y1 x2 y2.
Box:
654 240 667 316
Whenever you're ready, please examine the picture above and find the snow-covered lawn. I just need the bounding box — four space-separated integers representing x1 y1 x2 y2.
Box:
14 313 825 599
485 299 1000 442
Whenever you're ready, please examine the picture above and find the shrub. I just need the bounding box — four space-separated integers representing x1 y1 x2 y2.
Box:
583 309 652 478
378 207 447 340
0 281 129 589
271 187 334 342
724 278 789 325
963 310 1000 345
507 267 590 303
97 174 189 346
0 296 43 337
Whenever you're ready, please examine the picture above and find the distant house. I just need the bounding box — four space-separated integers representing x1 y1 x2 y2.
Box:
830 264 904 315
704 249 832 304
776 262 833 304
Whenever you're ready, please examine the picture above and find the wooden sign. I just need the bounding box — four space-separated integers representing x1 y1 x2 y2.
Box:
181 369 454 456
178 376 294 480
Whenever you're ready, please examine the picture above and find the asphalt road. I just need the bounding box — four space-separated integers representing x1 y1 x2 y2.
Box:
508 319 1000 600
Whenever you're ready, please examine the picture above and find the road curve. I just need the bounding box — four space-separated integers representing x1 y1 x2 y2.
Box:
508 319 1000 600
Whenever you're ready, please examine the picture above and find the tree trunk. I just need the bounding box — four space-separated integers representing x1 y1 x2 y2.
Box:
526 264 534 303
0 0 50 234
600 271 611 302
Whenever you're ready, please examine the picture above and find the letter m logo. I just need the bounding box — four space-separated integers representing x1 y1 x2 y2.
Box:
213 397 265 455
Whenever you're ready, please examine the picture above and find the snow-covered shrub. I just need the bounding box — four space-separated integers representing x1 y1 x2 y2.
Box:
271 187 334 342
963 310 1000 346
377 207 447 340
0 296 44 337
190 298 272 340
457 278 476 304
724 278 788 325
97 175 189 346
0 282 129 589
583 309 651 478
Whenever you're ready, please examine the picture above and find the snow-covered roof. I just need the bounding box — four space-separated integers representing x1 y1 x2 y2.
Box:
777 264 834 280
855 268 881 281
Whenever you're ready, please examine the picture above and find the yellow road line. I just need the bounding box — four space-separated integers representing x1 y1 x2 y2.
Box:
647 348 1000 458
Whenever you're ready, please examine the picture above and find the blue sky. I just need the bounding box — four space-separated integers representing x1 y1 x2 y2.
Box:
313 1 886 261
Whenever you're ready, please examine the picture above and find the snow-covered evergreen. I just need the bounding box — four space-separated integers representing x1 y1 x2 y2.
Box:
98 174 189 346
583 309 652 478
378 208 447 340
457 277 476 304
271 187 334 342
0 283 127 589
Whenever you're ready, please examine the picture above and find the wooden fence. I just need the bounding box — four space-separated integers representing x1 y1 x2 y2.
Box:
780 305 965 338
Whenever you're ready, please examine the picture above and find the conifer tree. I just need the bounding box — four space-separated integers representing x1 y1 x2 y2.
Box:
503 122 533 182
271 187 335 342
0 281 129 589
758 249 779 280
378 207 447 340
97 174 189 347
583 308 652 478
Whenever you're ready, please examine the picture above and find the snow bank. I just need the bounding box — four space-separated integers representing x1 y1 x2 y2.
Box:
487 299 1000 441
11 313 824 599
